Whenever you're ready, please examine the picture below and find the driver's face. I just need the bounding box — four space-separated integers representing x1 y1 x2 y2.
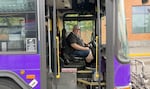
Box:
76 29 80 36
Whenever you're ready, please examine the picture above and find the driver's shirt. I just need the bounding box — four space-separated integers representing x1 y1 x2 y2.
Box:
66 32 84 54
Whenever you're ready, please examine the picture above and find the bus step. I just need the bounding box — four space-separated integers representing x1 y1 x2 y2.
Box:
77 78 106 86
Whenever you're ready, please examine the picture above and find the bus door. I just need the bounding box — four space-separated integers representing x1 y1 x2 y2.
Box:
45 0 68 89
60 1 105 89
45 5 59 89
46 0 106 89
106 0 133 89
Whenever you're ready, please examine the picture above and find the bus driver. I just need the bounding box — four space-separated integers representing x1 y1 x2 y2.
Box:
66 25 94 65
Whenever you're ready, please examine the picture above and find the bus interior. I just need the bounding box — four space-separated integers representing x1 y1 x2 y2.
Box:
45 0 106 89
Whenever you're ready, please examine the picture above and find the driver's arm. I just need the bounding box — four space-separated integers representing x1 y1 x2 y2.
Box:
71 43 89 50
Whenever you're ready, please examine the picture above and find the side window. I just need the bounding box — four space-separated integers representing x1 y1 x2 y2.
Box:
64 20 94 44
132 6 150 33
64 21 78 36
0 0 37 53
79 21 94 43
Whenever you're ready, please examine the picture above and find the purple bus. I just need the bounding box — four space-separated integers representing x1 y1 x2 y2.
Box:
0 0 45 89
0 0 146 89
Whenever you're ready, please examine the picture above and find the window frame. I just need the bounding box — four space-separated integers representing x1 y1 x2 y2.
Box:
0 0 38 54
132 5 150 33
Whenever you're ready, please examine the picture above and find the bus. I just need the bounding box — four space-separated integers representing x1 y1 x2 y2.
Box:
0 0 147 89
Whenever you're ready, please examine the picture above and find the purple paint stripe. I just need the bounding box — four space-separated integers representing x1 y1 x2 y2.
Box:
0 54 40 69
114 57 130 86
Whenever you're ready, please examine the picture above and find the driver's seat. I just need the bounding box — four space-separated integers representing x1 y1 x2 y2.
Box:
62 52 85 68
61 28 86 69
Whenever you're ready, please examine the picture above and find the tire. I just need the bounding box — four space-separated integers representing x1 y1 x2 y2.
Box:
0 78 22 89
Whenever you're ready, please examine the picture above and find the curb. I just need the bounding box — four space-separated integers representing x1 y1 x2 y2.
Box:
129 53 150 57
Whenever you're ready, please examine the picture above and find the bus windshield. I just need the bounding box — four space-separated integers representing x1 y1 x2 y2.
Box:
117 0 129 63
64 20 95 44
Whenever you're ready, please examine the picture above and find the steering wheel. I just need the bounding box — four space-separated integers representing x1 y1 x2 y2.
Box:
88 39 96 48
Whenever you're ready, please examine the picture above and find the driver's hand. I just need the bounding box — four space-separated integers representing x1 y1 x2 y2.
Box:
85 43 90 47
84 47 90 50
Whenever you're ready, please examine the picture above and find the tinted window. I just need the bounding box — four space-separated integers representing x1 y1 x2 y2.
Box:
132 6 150 33
0 0 37 53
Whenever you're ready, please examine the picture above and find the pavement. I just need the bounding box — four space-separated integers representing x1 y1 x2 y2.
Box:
129 46 150 57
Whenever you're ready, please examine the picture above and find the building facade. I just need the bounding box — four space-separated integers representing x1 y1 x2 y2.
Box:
125 0 150 47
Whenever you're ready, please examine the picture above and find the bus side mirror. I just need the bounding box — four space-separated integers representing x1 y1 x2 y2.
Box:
142 0 148 4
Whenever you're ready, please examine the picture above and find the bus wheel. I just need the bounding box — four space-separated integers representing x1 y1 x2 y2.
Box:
0 78 22 89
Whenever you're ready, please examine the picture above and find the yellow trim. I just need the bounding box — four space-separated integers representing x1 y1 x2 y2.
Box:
77 70 93 73
56 36 60 79
95 36 99 78
129 53 150 57
77 79 105 86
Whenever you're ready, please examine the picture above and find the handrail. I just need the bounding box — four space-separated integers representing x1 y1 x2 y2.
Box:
56 36 60 79
95 36 99 78
131 59 145 73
